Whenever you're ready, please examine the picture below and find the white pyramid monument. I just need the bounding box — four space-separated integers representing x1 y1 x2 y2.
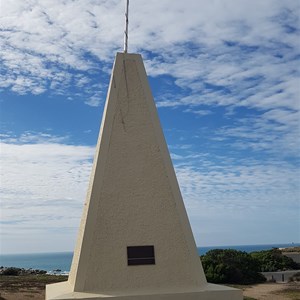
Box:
46 52 242 300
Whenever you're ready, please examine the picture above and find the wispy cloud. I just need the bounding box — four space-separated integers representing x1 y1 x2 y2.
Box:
172 148 300 246
213 109 300 157
0 133 94 252
1 131 70 144
1 1 299 251
1 130 299 251
1 0 299 110
184 108 213 117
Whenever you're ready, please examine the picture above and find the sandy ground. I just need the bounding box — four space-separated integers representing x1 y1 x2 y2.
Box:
243 282 300 300
0 288 45 300
0 275 65 300
0 282 299 300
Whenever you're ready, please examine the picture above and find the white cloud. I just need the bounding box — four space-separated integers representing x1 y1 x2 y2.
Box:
1 0 299 111
177 161 299 210
0 0 299 251
2 131 70 144
1 130 299 253
212 108 300 157
0 134 94 253
173 152 300 246
184 109 213 117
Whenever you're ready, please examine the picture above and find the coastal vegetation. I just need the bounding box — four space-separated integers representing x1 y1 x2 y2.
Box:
0 267 47 276
250 248 299 272
201 248 300 284
201 249 266 284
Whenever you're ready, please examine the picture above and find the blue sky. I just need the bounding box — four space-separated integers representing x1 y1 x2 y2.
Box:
0 0 299 254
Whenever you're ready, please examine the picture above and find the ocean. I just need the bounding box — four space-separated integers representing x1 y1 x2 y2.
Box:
1 243 298 273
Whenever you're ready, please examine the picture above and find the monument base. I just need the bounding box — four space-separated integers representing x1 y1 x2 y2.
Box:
46 281 242 300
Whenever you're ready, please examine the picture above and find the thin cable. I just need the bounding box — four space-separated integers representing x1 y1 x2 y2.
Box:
124 0 129 53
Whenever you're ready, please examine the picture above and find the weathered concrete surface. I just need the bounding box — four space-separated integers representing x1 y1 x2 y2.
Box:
262 270 300 282
46 53 242 299
47 281 242 299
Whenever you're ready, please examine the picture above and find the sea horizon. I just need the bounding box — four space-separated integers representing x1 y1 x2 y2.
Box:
2 242 299 256
1 242 299 273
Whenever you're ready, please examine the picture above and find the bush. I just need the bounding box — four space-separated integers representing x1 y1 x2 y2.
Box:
250 248 299 272
36 269 47 275
2 267 20 276
289 272 300 282
201 249 266 285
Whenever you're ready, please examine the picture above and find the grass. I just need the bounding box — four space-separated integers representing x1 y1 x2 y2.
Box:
0 274 67 292
274 286 300 300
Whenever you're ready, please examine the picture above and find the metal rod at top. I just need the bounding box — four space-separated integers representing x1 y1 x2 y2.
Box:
124 0 129 53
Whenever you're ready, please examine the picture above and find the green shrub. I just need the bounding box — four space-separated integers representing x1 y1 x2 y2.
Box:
201 249 266 285
250 248 299 272
2 267 20 276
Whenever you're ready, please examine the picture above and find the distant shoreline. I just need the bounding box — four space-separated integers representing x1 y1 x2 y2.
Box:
2 242 299 256
280 246 300 252
1 243 299 273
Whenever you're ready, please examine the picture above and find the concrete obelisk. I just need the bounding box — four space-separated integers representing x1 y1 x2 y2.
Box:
46 52 242 299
